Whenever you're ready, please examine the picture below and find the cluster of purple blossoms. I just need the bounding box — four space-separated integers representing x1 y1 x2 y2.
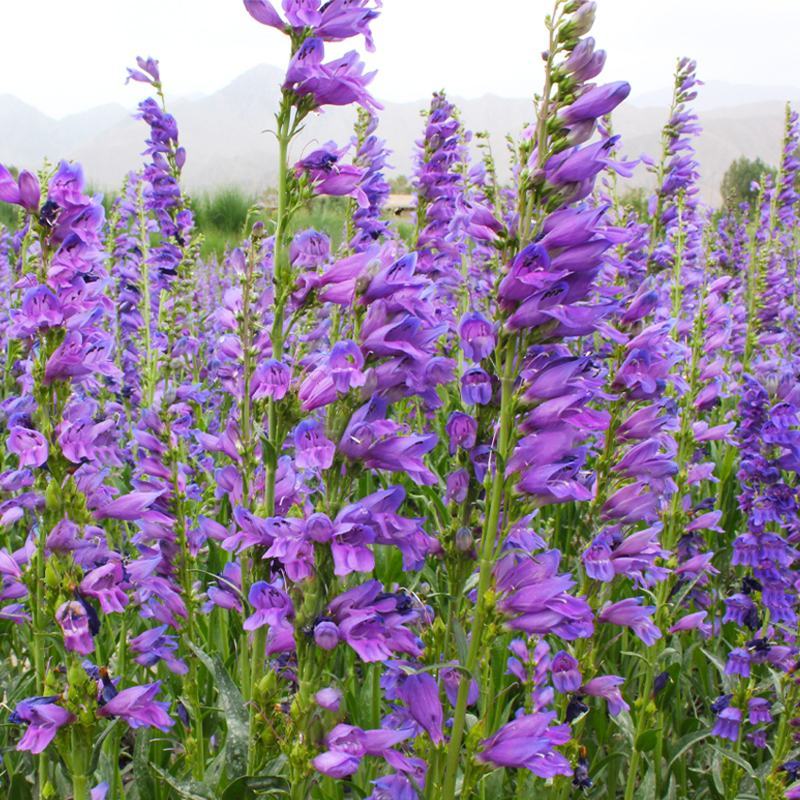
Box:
4 1 800 799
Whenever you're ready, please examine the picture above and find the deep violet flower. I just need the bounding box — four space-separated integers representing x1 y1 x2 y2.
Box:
598 598 662 645
97 682 174 731
477 711 572 779
55 600 95 655
8 427 49 468
243 581 294 630
313 724 412 778
397 672 444 744
10 697 74 754
551 651 582 693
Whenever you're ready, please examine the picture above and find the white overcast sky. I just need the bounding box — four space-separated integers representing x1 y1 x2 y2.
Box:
0 0 798 118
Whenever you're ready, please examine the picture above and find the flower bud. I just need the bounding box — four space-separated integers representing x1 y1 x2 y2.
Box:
314 620 340 650
455 527 474 553
315 687 342 712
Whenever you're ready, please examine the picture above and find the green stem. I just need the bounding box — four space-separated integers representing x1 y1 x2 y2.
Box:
71 722 91 800
249 98 293 773
441 342 516 800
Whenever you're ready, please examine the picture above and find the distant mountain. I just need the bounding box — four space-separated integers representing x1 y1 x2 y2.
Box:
0 67 795 205
631 80 800 111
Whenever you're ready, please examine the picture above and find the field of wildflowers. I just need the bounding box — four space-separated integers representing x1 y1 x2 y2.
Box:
1 1 799 798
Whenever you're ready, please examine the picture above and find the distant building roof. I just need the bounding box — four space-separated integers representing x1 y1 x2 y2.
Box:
386 193 415 212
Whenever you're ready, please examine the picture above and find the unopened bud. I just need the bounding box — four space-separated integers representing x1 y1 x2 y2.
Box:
314 620 340 651
455 527 474 553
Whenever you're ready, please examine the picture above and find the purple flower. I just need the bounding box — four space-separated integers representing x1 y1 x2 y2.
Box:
243 581 294 631
328 580 424 662
560 81 631 125
252 359 291 401
11 697 74 754
313 723 412 778
296 142 369 205
748 697 772 725
496 549 594 640
581 675 629 716
13 286 64 336
243 0 285 29
291 229 331 267
8 427 48 468
551 651 582 693
94 491 163 521
316 687 342 712
339 399 437 485
461 367 493 405
711 706 741 742
55 600 95 655
598 598 661 646
130 626 188 675
445 412 477 454
0 165 40 211
459 312 496 361
366 774 419 800
286 40 379 112
314 619 340 649
445 469 470 504
294 419 335 470
91 782 110 800
244 0 380 48
126 55 161 85
79 562 128 614
98 682 174 731
724 648 750 677
477 711 572 779
397 673 444 744
668 611 710 638
299 341 366 410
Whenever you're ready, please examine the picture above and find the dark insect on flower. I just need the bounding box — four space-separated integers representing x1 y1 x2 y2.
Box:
743 605 761 631
746 637 771 654
741 576 762 595
38 199 59 229
566 696 589 723
572 754 592 790
653 671 670 696
693 496 716 512
780 760 800 782
99 669 118 706
710 694 732 714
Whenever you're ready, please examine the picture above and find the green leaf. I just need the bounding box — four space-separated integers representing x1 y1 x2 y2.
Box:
610 710 635 746
188 641 249 783
89 718 119 776
7 775 33 800
133 729 155 800
452 620 469 668
150 765 216 800
635 729 660 753
221 776 291 800
700 648 728 680
634 765 655 800
667 729 711 774
708 744 757 779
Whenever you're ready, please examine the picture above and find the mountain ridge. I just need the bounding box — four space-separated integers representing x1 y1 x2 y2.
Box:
0 68 794 205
